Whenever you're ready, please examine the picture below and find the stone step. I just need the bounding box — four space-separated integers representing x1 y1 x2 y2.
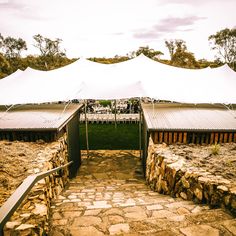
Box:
49 150 236 236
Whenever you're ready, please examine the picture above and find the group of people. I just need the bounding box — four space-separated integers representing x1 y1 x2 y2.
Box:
83 99 140 114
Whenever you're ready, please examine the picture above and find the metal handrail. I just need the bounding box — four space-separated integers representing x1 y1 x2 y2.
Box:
0 161 72 232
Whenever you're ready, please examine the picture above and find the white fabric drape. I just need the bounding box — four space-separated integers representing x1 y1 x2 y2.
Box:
0 54 235 105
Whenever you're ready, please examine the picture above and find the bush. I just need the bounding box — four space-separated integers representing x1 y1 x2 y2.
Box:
211 143 220 155
99 100 111 107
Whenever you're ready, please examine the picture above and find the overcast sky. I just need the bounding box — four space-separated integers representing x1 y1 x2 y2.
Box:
0 0 235 60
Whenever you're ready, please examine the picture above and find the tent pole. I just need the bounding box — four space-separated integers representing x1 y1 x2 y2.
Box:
84 100 89 157
139 98 142 159
114 100 117 129
152 99 154 118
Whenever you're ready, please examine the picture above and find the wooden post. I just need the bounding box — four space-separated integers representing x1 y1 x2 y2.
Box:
183 132 187 144
223 133 228 143
159 132 163 143
169 132 173 144
139 98 142 159
229 133 233 143
210 133 214 144
84 101 89 157
178 132 183 143
191 133 195 144
173 132 178 143
215 133 219 143
154 132 159 143
114 100 117 129
164 132 168 144
219 133 224 143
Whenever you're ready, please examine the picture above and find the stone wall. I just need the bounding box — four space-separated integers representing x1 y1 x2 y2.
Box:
146 137 236 215
3 133 70 236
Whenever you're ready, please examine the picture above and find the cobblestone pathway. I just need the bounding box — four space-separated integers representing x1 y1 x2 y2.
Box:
49 150 236 236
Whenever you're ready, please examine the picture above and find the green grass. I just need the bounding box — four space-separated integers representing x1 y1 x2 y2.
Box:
79 123 139 150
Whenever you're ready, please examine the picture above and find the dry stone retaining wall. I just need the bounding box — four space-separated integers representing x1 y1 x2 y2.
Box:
3 133 70 236
146 137 236 215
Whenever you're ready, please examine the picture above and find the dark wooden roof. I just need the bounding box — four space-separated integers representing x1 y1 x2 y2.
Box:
142 103 236 132
0 104 83 131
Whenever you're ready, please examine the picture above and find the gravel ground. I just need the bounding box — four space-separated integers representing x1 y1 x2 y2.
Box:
168 143 236 180
0 140 48 206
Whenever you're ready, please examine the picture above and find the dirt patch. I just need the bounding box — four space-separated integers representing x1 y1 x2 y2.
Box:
168 143 236 180
0 140 48 206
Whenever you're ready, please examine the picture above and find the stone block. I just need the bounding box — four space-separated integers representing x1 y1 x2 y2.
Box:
109 223 130 235
180 225 219 236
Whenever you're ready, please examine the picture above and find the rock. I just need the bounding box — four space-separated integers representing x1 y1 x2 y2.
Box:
70 226 104 236
5 221 21 229
103 208 123 216
181 177 190 188
230 187 236 194
217 185 228 192
152 210 177 218
222 219 236 235
52 212 62 220
109 223 130 235
125 211 147 220
146 204 163 210
231 197 236 209
194 188 203 201
123 206 143 213
15 224 35 230
20 213 31 220
180 225 219 236
84 209 101 216
224 195 231 206
177 207 190 215
180 192 188 200
32 203 47 216
72 216 101 226
108 215 124 224
87 200 112 209
161 180 169 192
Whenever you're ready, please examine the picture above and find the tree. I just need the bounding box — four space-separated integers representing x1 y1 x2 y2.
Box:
171 50 199 68
165 39 187 60
209 28 236 70
33 34 67 70
33 34 65 57
165 40 175 60
165 39 199 68
0 33 27 58
132 46 163 59
0 53 10 78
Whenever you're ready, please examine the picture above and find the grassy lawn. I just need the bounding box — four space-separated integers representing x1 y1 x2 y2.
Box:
79 123 139 150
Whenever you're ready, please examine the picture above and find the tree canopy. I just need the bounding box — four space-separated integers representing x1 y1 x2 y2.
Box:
165 39 199 68
33 34 66 57
0 33 27 58
0 28 235 79
132 46 163 59
209 28 236 70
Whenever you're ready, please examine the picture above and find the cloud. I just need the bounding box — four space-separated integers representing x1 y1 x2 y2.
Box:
133 16 206 39
0 0 26 10
158 0 234 6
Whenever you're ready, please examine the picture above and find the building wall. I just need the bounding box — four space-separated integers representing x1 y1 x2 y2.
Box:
66 113 81 178
150 131 236 145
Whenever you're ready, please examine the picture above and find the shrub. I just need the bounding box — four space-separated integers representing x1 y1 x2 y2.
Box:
211 143 220 155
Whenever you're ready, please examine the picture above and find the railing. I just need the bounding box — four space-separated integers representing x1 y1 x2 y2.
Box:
0 161 72 233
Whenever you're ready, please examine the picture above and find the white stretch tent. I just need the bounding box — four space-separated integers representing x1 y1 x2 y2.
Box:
0 54 236 105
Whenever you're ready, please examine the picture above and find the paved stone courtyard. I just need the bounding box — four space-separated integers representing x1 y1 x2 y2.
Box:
49 150 236 236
